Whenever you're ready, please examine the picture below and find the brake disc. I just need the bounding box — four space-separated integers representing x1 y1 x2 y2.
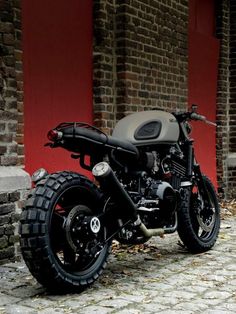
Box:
65 205 91 251
196 196 215 232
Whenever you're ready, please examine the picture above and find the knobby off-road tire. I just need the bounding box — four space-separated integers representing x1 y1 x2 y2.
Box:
177 175 220 253
19 171 111 291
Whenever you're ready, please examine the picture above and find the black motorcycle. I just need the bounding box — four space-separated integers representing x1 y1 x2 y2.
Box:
19 105 220 291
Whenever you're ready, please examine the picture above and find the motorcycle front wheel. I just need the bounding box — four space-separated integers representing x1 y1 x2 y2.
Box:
177 175 220 253
20 171 111 291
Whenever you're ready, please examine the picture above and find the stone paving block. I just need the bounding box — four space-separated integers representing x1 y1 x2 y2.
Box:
211 303 236 312
174 302 208 311
0 304 37 314
138 301 169 312
36 308 70 314
158 310 194 314
75 305 113 314
19 297 56 311
98 297 133 309
0 292 20 306
113 309 143 314
205 310 235 314
203 290 233 300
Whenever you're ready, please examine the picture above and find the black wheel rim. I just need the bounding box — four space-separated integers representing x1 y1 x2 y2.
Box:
49 186 108 276
191 184 218 242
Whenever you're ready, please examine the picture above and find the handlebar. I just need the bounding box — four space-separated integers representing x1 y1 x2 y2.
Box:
191 113 217 126
174 106 217 126
189 112 206 121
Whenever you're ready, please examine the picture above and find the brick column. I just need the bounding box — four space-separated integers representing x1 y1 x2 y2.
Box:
216 0 230 196
227 0 236 197
93 0 189 134
216 0 236 198
93 0 117 134
0 0 30 263
115 0 188 121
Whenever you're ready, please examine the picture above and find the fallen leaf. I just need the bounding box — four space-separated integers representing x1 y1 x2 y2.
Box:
122 269 132 276
220 199 236 216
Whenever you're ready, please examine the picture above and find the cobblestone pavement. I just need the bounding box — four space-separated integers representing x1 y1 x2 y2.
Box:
0 217 235 314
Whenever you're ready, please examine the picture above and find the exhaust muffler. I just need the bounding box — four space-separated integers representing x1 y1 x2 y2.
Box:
92 162 138 221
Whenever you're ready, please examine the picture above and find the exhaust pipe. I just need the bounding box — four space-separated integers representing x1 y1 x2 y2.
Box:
135 214 177 238
92 162 177 237
92 162 138 221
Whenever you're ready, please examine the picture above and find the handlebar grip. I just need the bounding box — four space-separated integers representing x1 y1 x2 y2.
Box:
190 112 206 121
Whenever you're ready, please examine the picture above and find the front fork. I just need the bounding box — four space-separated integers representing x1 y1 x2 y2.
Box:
192 163 213 216
186 141 211 211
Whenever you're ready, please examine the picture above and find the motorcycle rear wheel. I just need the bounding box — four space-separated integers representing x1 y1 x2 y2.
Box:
20 171 111 291
177 175 220 253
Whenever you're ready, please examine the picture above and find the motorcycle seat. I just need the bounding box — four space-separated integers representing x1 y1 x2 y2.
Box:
56 123 139 158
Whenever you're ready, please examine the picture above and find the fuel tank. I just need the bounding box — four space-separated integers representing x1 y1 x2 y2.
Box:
112 110 180 145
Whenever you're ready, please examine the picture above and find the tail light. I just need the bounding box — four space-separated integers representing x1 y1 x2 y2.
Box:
47 129 63 141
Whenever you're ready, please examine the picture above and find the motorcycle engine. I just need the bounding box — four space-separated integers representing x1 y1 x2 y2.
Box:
136 179 177 229
118 148 185 230
115 149 183 243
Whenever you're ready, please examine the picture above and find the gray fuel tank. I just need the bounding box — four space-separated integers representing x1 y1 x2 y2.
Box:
112 110 179 145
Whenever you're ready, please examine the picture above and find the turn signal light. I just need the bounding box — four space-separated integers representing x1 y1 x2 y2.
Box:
47 129 63 141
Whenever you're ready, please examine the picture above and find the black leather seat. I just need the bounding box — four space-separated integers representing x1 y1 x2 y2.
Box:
106 135 139 155
59 125 139 157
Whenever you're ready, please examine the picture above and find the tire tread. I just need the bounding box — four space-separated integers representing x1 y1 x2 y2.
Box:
177 175 220 253
19 171 110 291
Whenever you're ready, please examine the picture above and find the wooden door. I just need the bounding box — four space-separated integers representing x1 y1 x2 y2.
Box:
23 0 93 175
188 0 220 187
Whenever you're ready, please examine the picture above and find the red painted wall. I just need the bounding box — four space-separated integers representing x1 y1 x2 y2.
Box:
23 0 93 175
188 0 220 187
